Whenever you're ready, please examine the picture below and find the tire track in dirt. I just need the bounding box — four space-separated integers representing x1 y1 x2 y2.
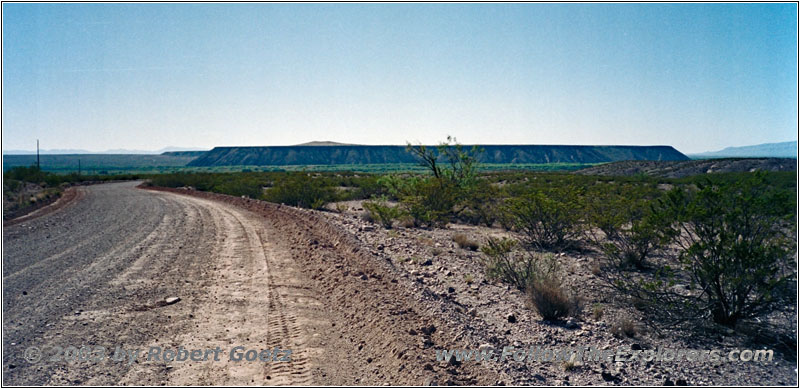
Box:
145 186 506 386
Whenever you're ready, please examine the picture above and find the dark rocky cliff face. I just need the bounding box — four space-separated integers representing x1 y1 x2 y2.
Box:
188 145 689 167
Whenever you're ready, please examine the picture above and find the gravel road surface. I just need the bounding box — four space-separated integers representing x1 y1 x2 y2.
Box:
3 182 329 385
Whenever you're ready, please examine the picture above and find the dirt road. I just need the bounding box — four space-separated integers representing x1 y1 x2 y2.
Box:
3 182 498 385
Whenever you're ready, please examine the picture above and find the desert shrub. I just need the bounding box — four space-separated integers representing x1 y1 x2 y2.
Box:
609 173 796 327
452 233 479 251
528 278 582 321
363 197 403 229
402 177 461 227
263 172 335 210
480 237 560 291
458 179 502 226
586 183 668 269
502 187 584 251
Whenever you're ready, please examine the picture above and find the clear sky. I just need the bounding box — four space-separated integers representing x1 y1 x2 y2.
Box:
2 3 797 153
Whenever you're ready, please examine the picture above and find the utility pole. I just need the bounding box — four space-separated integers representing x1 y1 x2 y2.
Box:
36 139 40 170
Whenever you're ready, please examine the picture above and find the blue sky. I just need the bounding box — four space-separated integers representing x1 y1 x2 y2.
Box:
2 3 797 153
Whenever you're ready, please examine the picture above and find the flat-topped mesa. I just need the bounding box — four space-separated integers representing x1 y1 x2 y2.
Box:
187 144 689 167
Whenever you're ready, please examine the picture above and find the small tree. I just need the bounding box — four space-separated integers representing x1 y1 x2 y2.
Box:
399 137 484 227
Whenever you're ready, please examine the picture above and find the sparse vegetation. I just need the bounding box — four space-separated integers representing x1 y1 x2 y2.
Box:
140 149 797 339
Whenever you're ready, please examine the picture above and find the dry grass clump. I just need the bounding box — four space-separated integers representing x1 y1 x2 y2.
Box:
528 279 582 321
453 233 480 251
591 303 604 321
610 317 638 338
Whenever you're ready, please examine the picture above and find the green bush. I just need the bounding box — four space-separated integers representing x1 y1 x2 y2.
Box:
502 187 584 251
610 173 796 327
586 183 667 269
362 197 403 229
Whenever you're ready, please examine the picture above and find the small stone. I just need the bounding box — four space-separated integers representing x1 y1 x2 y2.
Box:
420 324 436 335
420 259 433 266
165 297 181 305
565 319 580 329
601 371 618 382
507 314 517 323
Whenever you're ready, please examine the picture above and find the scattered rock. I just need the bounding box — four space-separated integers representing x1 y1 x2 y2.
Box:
507 314 517 323
420 324 436 335
164 297 181 305
601 371 619 382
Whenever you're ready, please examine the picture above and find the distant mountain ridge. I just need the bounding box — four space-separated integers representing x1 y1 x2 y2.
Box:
188 144 689 167
691 141 797 159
